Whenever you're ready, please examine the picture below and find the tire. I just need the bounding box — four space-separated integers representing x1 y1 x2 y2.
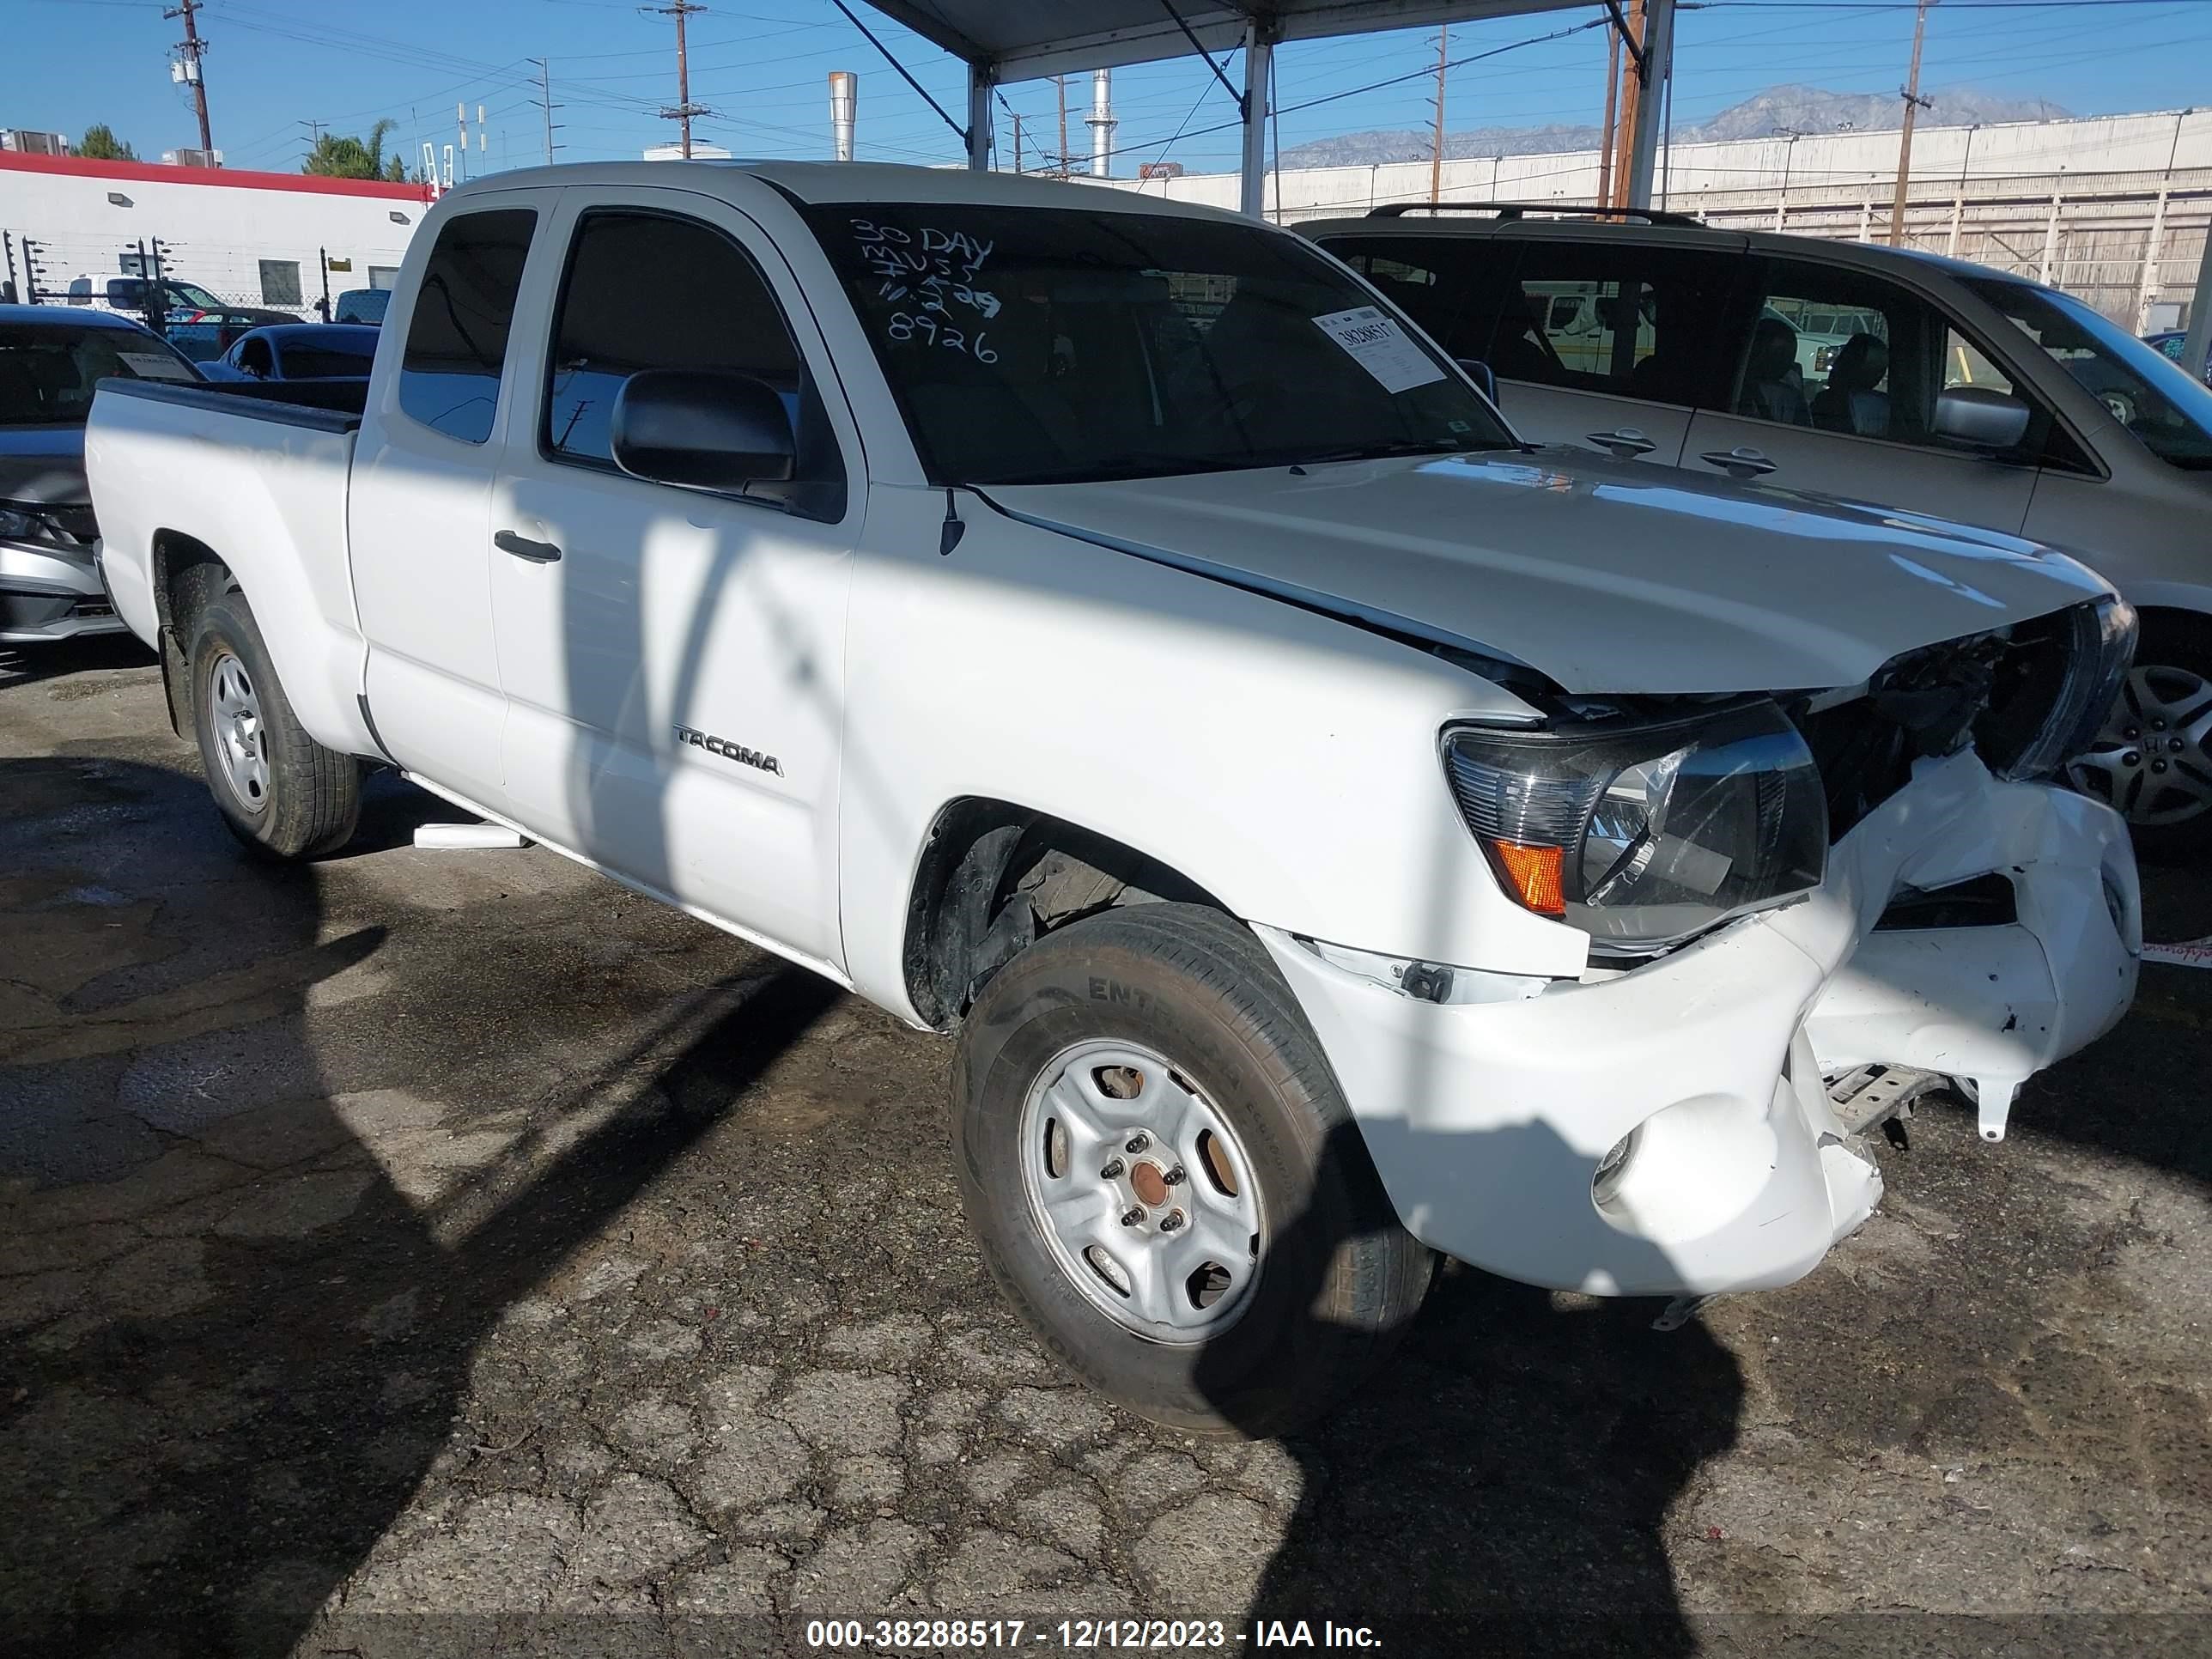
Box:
952 902 1432 1437
2070 610 2212 862
186 586 360 860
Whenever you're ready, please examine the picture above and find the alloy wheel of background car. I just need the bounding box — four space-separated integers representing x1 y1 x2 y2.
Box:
2070 663 2212 830
1018 1036 1264 1345
205 649 270 816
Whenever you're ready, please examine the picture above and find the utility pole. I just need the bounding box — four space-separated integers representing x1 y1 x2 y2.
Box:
1595 21 1620 210
299 118 324 167
1888 0 1936 246
165 0 214 160
1055 76 1068 177
1610 0 1645 207
1428 27 1448 204
644 1 708 159
1012 111 1024 173
532 58 562 165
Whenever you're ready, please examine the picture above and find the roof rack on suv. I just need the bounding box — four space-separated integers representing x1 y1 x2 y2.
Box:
1365 201 1708 230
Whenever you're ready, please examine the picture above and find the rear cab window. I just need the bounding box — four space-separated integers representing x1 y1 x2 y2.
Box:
395 208 537 444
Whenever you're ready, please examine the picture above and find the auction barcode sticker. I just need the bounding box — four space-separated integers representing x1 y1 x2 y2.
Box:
1310 305 1445 395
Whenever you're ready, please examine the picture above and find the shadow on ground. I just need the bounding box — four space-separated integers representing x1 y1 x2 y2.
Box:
0 753 836 1657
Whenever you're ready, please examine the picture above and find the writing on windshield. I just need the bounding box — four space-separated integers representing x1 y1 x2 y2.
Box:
802 201 1511 486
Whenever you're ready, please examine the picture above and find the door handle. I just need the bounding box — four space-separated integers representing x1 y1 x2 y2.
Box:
495 530 562 563
1585 427 1657 459
1698 446 1778 480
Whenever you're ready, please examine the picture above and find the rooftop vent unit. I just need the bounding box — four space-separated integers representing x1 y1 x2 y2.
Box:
163 147 223 168
1 130 70 156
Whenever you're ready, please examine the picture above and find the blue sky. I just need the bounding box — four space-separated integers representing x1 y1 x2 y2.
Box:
12 0 2208 179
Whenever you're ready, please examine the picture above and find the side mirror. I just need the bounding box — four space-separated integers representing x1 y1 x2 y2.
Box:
1456 357 1498 404
1934 386 2031 451
611 368 795 491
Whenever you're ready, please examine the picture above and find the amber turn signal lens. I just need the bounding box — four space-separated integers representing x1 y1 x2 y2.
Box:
1487 838 1566 916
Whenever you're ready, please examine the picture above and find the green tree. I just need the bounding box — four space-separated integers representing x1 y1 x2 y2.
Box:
302 117 407 182
76 124 137 161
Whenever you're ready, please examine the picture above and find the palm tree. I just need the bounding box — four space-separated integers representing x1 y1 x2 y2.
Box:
303 118 408 183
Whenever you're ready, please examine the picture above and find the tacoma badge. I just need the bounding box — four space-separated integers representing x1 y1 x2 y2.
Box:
673 724 783 776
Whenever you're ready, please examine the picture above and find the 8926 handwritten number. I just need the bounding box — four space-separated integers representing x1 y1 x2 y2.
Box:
885 312 997 362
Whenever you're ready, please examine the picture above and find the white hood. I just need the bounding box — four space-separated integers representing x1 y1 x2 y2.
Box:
991 448 2112 696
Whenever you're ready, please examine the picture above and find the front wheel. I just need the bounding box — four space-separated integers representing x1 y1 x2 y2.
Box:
951 902 1431 1437
2069 611 2212 860
187 587 360 859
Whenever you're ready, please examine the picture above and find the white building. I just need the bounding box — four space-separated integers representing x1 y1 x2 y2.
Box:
0 151 430 317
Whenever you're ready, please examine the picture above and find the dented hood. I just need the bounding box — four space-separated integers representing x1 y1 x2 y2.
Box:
989 448 2111 696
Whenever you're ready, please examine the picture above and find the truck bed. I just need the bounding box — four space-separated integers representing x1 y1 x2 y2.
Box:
94 374 368 432
87 372 375 761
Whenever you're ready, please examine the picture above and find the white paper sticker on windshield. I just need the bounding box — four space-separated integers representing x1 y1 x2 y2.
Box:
117 350 198 382
1310 306 1445 394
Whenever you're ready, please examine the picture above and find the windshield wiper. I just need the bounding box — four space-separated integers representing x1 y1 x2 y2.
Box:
1279 438 1516 467
984 453 1255 486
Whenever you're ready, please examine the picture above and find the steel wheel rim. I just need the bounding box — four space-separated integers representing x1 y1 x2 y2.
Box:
1018 1037 1264 1346
2068 662 2212 826
207 650 270 815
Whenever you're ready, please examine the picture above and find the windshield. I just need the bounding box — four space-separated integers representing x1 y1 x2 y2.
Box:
0 323 198 426
170 282 224 309
799 202 1515 485
1965 277 2212 471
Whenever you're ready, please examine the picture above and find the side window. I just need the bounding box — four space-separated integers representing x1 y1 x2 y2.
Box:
544 210 803 471
1489 240 1738 404
396 209 536 445
1737 261 2059 463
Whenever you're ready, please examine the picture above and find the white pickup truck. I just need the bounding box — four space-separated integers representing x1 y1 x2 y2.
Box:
87 161 2141 1434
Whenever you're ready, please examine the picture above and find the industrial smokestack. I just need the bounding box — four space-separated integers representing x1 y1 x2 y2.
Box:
829 70 857 162
1086 67 1115 177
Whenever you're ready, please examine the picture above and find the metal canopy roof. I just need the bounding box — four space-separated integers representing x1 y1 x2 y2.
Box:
857 0 1583 82
845 0 1673 219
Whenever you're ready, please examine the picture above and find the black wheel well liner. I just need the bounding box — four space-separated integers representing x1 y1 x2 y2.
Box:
149 530 233 738
902 799 1228 1030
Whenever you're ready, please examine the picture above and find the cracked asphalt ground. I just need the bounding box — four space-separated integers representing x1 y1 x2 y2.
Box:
3 639 2209 1659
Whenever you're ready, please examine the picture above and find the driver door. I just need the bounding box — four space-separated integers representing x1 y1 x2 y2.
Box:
485 186 861 971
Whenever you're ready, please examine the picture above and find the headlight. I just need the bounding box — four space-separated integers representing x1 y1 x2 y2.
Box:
1443 700 1828 955
1977 595 2136 781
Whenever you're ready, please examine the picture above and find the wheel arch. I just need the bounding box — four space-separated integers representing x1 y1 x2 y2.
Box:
901 797 1231 1031
150 529 234 737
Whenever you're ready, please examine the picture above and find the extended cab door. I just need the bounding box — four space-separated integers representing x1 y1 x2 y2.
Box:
349 197 544 814
484 188 860 972
1680 256 2042 532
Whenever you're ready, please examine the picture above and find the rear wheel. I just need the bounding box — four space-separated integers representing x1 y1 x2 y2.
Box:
187 588 360 859
952 902 1432 1437
2069 611 2212 860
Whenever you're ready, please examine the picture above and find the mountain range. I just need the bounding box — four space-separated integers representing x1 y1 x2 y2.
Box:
1275 83 2069 169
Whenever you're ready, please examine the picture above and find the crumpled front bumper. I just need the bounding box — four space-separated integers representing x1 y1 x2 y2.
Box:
0 538 125 643
1261 750 2139 1297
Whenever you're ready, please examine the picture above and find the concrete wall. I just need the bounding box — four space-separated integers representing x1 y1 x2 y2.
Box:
1102 107 2212 221
1091 108 2212 328
0 152 431 317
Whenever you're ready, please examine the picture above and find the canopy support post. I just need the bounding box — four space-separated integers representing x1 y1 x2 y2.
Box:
1239 21 1273 219
1623 0 1676 210
966 62 994 169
